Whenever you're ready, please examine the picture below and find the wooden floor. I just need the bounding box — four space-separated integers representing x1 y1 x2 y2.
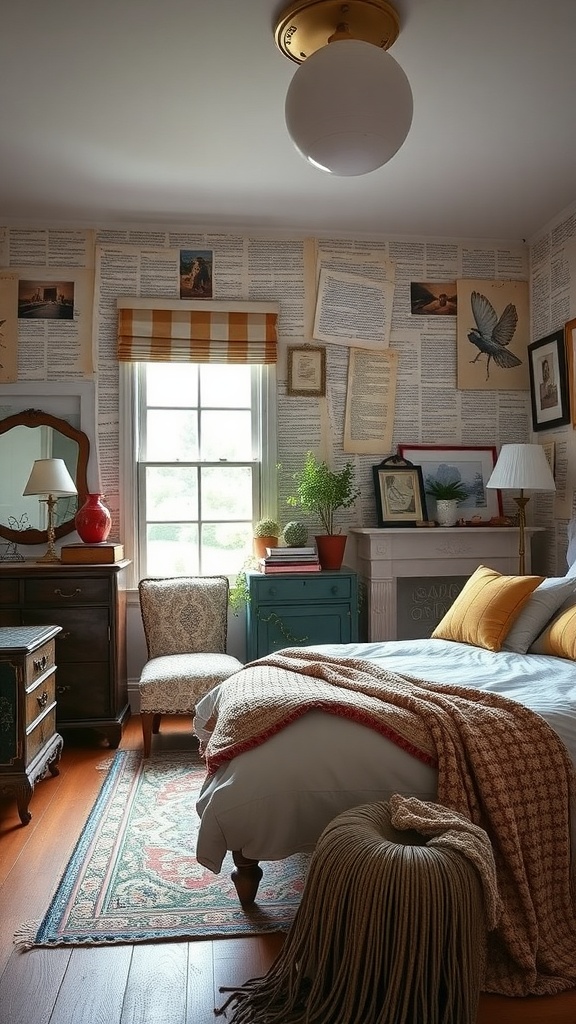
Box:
0 716 574 1024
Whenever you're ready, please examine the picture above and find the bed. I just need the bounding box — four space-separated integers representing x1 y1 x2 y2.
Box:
194 563 576 994
196 563 576 860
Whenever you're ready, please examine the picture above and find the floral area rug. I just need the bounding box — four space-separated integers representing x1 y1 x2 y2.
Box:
19 749 307 948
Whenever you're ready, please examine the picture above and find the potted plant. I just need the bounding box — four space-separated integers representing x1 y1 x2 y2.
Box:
253 518 280 559
425 477 468 528
287 452 360 569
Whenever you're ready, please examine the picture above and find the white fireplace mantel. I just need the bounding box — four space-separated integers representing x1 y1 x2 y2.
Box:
347 526 543 642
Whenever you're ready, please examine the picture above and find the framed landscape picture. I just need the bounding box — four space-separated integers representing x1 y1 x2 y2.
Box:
397 444 502 522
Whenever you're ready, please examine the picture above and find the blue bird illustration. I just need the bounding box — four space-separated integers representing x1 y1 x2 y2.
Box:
468 291 521 379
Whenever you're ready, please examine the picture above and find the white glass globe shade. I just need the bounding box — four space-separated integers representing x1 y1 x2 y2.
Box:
285 39 413 176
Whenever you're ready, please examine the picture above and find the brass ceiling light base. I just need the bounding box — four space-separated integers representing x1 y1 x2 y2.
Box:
275 0 400 64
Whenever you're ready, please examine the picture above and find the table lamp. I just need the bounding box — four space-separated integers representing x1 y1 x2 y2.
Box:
486 444 555 575
23 458 77 563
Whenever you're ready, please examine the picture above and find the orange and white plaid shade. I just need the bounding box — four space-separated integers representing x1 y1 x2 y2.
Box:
117 306 278 364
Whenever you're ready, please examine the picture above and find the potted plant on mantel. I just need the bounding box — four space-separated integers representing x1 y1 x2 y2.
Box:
425 477 468 528
287 452 360 569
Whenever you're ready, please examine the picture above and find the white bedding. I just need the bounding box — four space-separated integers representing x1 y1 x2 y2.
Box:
194 639 576 872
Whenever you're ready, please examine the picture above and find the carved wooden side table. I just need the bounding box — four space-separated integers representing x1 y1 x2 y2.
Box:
0 624 63 824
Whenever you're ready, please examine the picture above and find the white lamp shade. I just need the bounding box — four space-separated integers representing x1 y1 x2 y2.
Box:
23 458 77 496
486 444 556 492
285 39 413 176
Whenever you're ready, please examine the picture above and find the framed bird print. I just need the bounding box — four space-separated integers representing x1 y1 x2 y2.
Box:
527 330 570 432
456 279 529 390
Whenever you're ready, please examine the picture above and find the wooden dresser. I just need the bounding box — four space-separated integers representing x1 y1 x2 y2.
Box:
0 561 130 748
0 624 63 824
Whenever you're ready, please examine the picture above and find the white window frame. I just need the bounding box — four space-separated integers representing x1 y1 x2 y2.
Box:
119 362 277 589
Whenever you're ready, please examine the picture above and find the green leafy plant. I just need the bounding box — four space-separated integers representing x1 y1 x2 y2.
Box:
425 477 468 502
287 452 360 535
253 517 279 538
229 557 259 614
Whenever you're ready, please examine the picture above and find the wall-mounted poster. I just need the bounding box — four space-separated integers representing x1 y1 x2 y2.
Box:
179 249 213 298
410 281 457 316
456 279 529 390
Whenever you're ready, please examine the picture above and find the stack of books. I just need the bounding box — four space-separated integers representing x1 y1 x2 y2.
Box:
259 545 321 574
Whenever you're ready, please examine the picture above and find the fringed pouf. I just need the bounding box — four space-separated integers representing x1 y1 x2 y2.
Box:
217 797 496 1024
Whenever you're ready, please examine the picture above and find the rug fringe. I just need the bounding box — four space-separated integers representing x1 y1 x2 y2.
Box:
95 758 114 771
13 921 41 951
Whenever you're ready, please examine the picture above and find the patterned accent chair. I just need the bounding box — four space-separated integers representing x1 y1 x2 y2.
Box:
138 576 243 757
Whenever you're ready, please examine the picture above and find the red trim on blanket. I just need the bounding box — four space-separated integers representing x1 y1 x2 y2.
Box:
205 702 438 775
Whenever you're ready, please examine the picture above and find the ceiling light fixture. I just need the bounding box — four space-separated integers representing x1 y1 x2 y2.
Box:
274 0 413 176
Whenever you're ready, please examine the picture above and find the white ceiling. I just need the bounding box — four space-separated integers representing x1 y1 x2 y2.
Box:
2 0 576 242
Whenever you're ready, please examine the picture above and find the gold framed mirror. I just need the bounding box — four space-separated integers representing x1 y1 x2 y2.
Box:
0 408 90 545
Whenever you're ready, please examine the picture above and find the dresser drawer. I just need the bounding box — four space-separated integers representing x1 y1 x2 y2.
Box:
23 577 110 605
26 706 57 763
56 663 112 719
26 639 56 686
26 669 56 728
0 580 19 604
23 608 110 662
252 575 353 603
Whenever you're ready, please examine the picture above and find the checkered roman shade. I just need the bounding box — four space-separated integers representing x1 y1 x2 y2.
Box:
117 299 278 364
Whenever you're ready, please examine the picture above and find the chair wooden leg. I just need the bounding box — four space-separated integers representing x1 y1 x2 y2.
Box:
152 713 161 734
141 713 154 757
231 850 263 905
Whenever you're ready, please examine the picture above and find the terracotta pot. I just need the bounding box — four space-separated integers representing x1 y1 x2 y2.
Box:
315 534 347 570
75 493 112 543
253 535 278 559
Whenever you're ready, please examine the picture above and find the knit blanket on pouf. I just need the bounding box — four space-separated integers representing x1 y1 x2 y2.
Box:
202 649 576 997
217 797 498 1024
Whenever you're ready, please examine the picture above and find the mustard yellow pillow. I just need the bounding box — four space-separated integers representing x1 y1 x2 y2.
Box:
431 565 544 652
529 601 576 659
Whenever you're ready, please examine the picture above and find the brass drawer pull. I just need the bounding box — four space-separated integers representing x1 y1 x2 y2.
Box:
37 690 49 709
54 587 81 599
33 655 48 672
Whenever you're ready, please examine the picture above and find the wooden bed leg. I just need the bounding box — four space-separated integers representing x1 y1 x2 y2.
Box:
231 850 263 905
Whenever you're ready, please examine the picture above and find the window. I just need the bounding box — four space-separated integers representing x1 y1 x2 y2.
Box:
122 361 276 582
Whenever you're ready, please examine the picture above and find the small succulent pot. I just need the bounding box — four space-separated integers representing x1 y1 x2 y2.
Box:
282 521 308 547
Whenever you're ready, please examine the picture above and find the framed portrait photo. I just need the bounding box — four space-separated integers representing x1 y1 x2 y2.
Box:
372 458 427 527
528 330 570 432
287 345 326 397
397 444 502 522
564 317 576 428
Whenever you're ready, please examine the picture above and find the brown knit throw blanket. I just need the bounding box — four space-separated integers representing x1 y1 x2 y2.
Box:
202 649 576 996
217 797 497 1024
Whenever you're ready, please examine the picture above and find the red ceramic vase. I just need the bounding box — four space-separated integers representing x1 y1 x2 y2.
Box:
75 493 112 543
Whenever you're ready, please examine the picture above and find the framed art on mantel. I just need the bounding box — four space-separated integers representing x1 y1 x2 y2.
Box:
372 457 427 527
397 444 502 522
527 329 570 432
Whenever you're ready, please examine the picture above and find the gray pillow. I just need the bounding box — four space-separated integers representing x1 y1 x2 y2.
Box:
502 576 576 654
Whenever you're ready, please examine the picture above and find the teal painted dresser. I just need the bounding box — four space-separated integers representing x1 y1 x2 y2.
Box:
246 569 358 660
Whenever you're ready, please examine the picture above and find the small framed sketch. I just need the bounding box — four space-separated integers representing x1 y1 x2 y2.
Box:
287 345 326 397
528 330 570 432
372 457 428 527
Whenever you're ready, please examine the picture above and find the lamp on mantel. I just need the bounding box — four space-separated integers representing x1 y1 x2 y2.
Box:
486 444 555 575
23 458 77 563
274 0 413 176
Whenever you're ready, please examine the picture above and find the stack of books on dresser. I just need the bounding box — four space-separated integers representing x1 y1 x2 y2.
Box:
259 546 321 573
